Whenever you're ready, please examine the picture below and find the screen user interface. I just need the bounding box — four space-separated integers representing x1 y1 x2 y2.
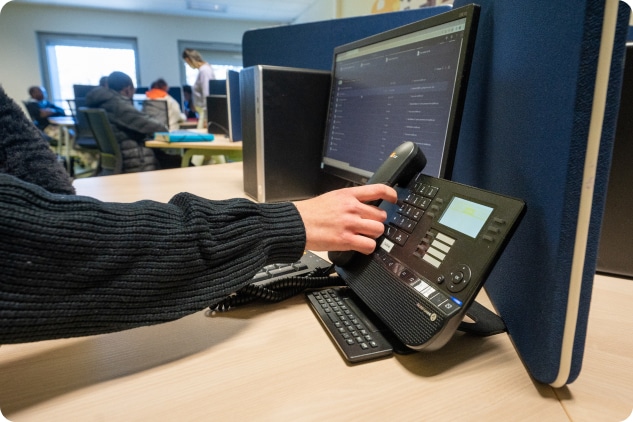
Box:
322 15 469 182
438 196 493 238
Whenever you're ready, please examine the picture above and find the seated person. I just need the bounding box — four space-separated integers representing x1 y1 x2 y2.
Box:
182 85 198 120
25 85 66 130
25 85 66 145
143 78 186 131
86 71 180 172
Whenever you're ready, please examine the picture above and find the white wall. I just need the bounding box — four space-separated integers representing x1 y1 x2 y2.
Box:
294 0 336 24
0 2 277 105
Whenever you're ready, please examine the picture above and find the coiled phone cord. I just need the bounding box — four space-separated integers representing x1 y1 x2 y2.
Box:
209 270 344 313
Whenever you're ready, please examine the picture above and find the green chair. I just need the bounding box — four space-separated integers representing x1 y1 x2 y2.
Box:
79 107 123 176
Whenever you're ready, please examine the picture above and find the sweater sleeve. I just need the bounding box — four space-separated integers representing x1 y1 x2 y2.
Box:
0 174 306 344
0 85 75 195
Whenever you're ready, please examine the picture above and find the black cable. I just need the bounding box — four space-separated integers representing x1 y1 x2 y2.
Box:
209 270 344 313
207 121 229 136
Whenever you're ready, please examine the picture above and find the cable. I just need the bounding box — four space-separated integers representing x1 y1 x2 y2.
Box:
208 268 344 313
207 121 229 136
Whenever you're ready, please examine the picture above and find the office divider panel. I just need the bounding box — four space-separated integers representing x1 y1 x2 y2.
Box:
242 6 451 71
451 0 630 386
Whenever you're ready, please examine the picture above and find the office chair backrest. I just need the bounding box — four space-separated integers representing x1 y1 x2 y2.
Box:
141 99 170 128
79 107 123 175
68 99 99 151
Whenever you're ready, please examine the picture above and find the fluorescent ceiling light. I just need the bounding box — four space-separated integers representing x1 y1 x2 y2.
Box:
187 1 227 13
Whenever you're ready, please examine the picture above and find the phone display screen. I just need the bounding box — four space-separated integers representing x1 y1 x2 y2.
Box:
438 196 493 238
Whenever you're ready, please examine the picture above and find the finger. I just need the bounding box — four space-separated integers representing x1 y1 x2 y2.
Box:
351 184 398 204
349 236 378 255
357 203 388 222
351 218 386 239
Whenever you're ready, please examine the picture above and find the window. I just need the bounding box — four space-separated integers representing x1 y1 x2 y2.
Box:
178 41 243 85
38 32 139 104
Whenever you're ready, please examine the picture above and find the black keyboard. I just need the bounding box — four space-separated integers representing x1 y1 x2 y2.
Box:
306 287 394 363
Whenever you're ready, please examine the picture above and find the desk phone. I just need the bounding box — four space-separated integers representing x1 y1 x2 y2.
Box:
309 142 525 360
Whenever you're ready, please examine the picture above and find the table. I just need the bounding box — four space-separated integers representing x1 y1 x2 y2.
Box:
0 163 631 421
146 136 243 167
47 115 76 174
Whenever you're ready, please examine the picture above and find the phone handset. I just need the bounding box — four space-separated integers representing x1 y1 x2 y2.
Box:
328 142 427 267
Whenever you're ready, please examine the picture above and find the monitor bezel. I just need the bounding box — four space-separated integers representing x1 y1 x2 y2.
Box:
320 4 480 185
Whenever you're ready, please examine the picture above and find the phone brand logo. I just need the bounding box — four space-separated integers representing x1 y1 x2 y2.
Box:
416 303 437 321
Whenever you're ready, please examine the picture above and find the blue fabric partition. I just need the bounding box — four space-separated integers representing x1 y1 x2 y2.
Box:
451 0 630 386
242 6 451 71
240 0 630 386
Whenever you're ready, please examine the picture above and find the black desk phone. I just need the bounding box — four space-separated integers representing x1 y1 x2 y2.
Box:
308 142 525 361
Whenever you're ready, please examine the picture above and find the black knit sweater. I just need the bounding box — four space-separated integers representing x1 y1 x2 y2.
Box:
0 86 306 344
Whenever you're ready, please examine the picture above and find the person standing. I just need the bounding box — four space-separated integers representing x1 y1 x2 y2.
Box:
182 49 215 117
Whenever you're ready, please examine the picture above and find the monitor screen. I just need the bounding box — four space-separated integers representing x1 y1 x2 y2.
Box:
168 86 183 111
226 71 242 141
321 5 479 185
206 95 229 136
209 79 227 96
73 84 98 99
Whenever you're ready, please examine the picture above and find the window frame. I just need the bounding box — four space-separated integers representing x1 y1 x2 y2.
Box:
37 32 140 102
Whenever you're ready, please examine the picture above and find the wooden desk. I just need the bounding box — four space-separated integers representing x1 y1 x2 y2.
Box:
146 137 242 167
0 163 631 421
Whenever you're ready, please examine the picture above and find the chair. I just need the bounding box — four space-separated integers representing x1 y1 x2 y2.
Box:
79 107 123 176
68 98 99 152
68 99 100 177
140 99 170 128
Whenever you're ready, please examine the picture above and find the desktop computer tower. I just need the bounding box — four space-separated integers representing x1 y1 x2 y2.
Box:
239 65 331 202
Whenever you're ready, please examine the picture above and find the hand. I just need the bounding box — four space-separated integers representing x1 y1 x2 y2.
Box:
293 184 398 254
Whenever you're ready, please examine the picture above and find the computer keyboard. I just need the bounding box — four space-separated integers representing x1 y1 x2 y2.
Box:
306 287 394 363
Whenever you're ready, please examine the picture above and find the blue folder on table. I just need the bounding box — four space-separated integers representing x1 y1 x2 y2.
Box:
154 131 215 143
451 0 630 386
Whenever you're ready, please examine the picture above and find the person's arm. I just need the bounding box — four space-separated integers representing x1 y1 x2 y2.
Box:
0 175 396 344
0 174 305 343
0 86 75 194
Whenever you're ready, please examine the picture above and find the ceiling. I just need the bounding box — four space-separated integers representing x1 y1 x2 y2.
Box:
8 0 320 23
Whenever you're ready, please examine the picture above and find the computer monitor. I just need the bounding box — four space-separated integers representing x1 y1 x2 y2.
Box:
206 95 229 136
209 79 227 96
320 5 479 185
168 86 183 111
72 84 98 99
226 71 242 141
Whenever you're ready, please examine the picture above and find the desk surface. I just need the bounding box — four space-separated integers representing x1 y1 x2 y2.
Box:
47 116 75 126
1 163 631 421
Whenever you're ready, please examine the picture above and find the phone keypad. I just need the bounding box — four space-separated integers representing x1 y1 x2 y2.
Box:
306 288 393 363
